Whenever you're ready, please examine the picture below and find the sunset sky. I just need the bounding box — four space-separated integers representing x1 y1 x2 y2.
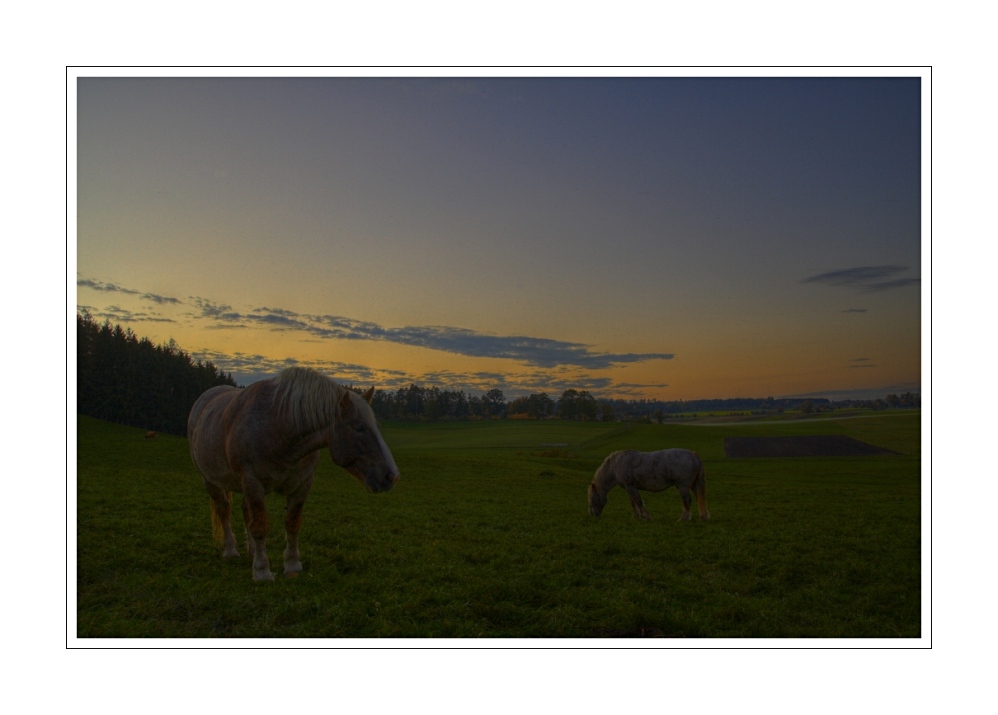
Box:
74 72 924 402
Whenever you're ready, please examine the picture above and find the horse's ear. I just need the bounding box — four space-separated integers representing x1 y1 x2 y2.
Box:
363 386 375 404
339 390 352 411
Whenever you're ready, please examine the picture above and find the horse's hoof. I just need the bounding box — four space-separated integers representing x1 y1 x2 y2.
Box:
253 570 275 581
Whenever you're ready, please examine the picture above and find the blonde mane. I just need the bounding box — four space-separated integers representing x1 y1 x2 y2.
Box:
272 367 345 435
592 450 624 492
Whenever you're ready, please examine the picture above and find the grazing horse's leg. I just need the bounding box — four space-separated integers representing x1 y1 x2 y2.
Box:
677 485 693 521
283 480 313 576
204 482 239 557
240 479 274 581
625 487 651 521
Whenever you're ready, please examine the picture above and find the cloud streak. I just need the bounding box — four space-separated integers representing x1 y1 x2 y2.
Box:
79 304 177 324
188 347 662 398
80 276 676 371
189 301 675 369
801 266 920 293
78 278 181 305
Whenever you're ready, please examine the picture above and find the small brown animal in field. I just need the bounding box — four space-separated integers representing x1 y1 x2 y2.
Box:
145 431 157 439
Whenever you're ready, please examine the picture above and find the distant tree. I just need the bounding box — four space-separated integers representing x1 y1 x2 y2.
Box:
799 399 815 414
467 395 484 419
508 392 555 419
530 392 554 419
507 395 530 418
76 311 235 435
558 389 580 420
483 388 507 418
453 390 469 419
599 401 616 423
886 394 901 408
578 391 598 421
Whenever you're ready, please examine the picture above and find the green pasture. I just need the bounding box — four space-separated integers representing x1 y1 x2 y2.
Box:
76 412 921 638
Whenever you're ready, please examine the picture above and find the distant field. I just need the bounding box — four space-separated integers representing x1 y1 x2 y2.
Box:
76 412 921 638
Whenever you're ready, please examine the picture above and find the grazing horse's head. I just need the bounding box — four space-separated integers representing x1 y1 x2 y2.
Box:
588 482 607 517
329 387 400 493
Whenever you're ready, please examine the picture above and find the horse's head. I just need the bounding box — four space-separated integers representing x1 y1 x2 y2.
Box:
328 387 399 493
588 482 606 517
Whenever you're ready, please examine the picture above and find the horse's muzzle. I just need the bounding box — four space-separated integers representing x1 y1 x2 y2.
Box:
366 470 399 493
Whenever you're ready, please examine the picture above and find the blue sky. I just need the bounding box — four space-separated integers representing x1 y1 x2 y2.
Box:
76 73 923 400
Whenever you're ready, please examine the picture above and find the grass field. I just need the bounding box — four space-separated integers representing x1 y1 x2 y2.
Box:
75 411 921 639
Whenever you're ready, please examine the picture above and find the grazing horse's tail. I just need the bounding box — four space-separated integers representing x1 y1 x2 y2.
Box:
693 452 710 520
209 493 231 544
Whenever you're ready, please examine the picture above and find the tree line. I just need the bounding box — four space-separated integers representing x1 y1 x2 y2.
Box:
365 385 607 422
77 313 920 432
367 389 921 423
77 311 236 435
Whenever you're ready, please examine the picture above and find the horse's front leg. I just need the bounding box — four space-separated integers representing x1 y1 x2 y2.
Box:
625 487 651 521
283 479 313 577
240 479 274 581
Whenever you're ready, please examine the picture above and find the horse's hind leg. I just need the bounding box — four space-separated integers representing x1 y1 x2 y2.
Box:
695 468 710 520
677 486 693 521
240 481 274 581
204 482 239 557
626 487 651 521
283 480 313 576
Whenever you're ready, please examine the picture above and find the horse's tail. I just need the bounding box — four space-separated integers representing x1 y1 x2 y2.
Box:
209 493 231 544
693 452 710 520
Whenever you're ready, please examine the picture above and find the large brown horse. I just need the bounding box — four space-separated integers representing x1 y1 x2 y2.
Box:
588 449 709 522
188 367 399 580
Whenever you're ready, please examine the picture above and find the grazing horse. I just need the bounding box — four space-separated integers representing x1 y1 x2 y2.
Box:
187 367 400 581
588 449 709 522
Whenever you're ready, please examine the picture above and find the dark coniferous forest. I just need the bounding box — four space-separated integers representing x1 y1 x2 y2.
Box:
76 311 236 435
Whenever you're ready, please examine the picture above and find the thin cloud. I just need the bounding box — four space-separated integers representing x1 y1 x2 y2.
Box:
191 297 245 323
842 308 868 313
86 305 176 324
79 278 181 305
77 278 139 295
802 266 920 293
84 278 676 370
198 305 675 369
141 292 181 305
191 349 659 398
848 357 875 368
190 349 394 386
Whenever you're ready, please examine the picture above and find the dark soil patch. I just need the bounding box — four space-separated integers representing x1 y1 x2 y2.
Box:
724 435 899 458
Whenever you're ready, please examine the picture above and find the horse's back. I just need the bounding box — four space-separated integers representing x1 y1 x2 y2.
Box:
624 448 702 490
655 447 700 469
188 385 238 433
